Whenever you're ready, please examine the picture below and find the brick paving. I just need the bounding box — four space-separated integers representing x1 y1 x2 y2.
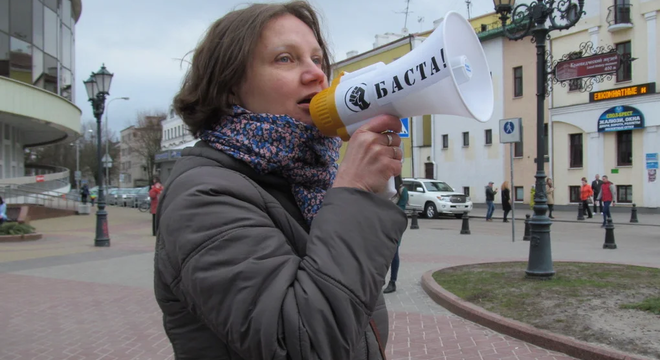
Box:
1 206 657 360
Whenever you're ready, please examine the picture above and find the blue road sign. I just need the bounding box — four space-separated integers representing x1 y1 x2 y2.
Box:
399 118 410 138
504 121 515 134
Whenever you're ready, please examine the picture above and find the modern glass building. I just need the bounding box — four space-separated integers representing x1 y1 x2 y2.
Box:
0 0 82 181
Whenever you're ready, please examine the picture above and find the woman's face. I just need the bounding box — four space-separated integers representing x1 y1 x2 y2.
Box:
235 14 327 126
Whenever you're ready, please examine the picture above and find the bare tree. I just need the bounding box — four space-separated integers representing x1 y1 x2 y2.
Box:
127 111 165 184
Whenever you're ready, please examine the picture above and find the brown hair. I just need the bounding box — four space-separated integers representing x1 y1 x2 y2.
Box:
173 1 332 136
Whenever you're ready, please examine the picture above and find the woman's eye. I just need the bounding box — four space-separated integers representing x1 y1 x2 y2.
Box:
277 56 292 63
312 57 322 65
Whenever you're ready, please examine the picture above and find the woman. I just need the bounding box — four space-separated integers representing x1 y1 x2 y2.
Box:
546 178 555 219
148 177 163 236
384 177 409 294
153 2 407 359
501 181 511 222
580 177 594 218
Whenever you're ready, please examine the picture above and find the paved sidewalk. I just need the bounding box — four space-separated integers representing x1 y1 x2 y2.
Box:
1 206 657 360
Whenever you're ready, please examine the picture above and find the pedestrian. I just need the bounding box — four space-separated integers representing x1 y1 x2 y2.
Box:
153 2 407 359
485 181 497 221
580 177 593 218
592 174 603 214
501 180 511 222
0 196 7 224
384 176 409 294
546 178 555 219
148 177 163 236
597 175 617 227
80 184 89 204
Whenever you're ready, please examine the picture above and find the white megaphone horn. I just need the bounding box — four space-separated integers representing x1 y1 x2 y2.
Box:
310 11 494 141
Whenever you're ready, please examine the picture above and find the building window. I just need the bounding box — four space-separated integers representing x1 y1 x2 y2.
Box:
513 66 523 97
568 79 583 91
514 186 524 201
463 186 470 196
514 140 523 157
442 134 448 149
485 129 492 145
616 41 632 82
569 186 581 203
617 185 632 203
569 134 583 168
462 132 469 147
617 130 632 166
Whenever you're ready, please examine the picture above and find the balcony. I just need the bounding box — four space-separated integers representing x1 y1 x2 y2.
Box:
607 3 633 32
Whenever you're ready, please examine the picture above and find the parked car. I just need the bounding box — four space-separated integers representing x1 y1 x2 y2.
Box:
133 187 150 208
402 178 473 219
120 188 141 207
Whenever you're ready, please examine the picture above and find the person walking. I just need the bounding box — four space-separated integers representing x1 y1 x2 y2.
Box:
592 174 603 214
384 177 409 294
546 178 555 219
501 181 511 222
597 175 616 227
149 177 163 236
80 184 90 205
485 181 497 221
580 177 593 218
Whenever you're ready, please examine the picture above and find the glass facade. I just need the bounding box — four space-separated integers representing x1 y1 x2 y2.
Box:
1 0 77 101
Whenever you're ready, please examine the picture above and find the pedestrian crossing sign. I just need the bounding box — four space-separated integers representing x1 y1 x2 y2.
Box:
399 118 410 138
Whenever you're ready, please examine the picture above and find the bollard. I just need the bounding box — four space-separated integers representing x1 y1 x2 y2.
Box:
460 212 470 235
577 202 585 221
630 203 639 223
523 214 531 241
603 217 617 249
410 210 419 230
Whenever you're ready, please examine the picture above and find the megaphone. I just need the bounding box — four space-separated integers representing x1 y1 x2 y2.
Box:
310 11 494 141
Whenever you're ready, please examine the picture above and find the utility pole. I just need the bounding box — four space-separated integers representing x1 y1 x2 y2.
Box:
466 0 472 20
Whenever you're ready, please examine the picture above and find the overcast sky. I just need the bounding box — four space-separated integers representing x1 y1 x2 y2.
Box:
74 0 498 135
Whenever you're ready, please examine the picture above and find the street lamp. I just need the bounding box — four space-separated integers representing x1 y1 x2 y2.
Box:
494 0 585 279
83 64 114 247
104 97 129 193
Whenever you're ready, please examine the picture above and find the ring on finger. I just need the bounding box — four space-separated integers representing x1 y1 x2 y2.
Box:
386 133 393 146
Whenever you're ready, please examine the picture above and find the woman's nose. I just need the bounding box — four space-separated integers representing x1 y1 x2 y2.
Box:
301 61 326 85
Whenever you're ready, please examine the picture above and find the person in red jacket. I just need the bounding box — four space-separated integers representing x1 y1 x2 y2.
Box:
597 175 617 227
149 177 163 236
580 177 593 218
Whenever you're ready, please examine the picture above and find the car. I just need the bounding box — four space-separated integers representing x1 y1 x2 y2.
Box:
132 187 150 208
402 178 473 219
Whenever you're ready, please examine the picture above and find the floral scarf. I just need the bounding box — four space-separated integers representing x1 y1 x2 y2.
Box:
198 106 342 225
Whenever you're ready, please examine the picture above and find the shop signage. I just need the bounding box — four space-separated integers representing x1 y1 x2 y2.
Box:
597 105 645 132
646 153 658 170
555 52 620 81
589 83 656 103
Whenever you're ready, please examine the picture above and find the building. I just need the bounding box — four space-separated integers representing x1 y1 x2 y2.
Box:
119 126 149 188
154 106 197 183
0 0 82 188
549 0 660 207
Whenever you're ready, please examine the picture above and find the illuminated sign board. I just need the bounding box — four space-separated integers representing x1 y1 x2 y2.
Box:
597 105 644 132
589 83 656 103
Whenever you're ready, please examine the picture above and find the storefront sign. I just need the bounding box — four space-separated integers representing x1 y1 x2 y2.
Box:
646 153 658 169
589 83 656 103
611 169 619 174
597 105 645 132
555 52 619 81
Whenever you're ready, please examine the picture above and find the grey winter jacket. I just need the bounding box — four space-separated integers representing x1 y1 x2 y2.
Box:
154 141 407 360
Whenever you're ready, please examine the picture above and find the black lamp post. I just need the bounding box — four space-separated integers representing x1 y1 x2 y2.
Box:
83 64 114 247
494 0 585 279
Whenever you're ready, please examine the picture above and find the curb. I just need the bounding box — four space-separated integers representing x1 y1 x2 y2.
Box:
0 233 43 242
468 214 660 227
421 265 652 360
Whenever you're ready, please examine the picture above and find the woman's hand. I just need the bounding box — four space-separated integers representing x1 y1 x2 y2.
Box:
333 115 402 194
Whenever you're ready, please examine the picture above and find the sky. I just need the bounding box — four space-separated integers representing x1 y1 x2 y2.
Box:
74 0 499 136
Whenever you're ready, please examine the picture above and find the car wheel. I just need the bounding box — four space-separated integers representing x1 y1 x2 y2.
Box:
454 214 464 219
424 202 437 219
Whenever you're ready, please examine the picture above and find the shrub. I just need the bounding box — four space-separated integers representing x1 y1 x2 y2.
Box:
0 223 36 235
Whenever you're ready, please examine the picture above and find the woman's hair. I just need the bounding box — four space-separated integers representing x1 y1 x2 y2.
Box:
173 1 332 136
153 176 160 183
546 178 552 185
501 181 509 190
0 196 4 205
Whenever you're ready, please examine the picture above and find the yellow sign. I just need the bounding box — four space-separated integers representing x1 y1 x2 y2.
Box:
590 83 656 102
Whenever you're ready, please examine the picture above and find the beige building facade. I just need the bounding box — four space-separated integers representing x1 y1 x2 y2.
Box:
549 0 660 207
119 126 149 188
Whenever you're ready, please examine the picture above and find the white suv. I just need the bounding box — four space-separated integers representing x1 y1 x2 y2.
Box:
402 178 473 219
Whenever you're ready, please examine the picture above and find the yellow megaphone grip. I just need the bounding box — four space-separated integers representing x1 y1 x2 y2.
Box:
310 74 347 139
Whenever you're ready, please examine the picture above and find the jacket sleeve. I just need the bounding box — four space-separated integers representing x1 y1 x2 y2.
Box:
159 169 406 360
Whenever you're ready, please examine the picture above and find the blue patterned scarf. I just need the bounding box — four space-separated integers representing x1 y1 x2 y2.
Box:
199 106 342 225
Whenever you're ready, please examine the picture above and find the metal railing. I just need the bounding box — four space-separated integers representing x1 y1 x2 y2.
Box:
0 185 79 212
607 3 633 26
